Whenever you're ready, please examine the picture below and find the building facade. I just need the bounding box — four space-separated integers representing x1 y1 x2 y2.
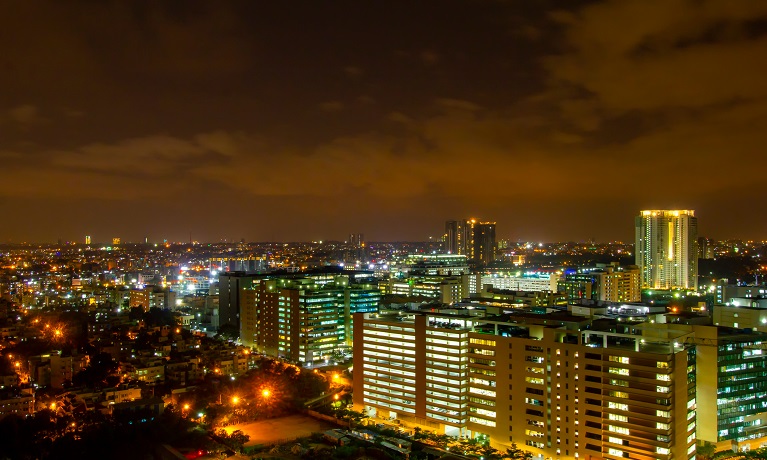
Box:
444 219 496 264
635 210 698 290
472 273 558 294
354 310 697 460
472 222 496 265
384 274 469 305
240 274 380 364
218 272 259 330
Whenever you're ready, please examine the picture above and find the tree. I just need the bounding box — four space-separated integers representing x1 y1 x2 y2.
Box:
216 429 250 452
697 441 716 459
72 352 119 388
215 324 239 340
505 443 533 460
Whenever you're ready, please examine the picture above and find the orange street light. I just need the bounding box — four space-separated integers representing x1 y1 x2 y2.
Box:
50 402 56 410
232 396 239 405
261 388 271 399
334 394 340 401
183 404 190 411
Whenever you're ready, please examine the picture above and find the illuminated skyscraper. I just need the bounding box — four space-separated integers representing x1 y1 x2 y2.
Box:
635 210 698 290
444 219 496 264
472 221 496 265
445 220 471 255
85 235 91 245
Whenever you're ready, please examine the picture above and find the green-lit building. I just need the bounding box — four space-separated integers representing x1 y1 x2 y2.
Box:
239 274 380 364
692 325 767 452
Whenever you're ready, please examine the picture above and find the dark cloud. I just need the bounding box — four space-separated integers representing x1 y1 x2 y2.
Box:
0 0 765 243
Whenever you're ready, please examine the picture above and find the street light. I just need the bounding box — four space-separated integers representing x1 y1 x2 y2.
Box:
231 396 239 405
261 388 271 399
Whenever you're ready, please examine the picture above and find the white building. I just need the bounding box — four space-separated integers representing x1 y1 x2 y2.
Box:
470 272 558 294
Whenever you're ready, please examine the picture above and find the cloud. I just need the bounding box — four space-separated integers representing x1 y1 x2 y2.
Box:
420 50 440 65
319 101 345 112
388 112 414 124
5 105 46 125
343 66 364 78
0 133 238 200
356 95 376 105
545 0 767 114
435 98 482 112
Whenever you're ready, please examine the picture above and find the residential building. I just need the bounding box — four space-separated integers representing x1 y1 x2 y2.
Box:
218 272 260 330
353 310 697 460
0 391 34 419
472 222 496 265
559 264 641 304
635 210 698 290
444 219 497 264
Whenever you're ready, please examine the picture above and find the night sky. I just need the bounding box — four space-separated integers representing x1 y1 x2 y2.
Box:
2 1 766 243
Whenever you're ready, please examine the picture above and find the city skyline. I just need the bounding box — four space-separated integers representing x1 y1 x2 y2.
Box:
2 2 767 243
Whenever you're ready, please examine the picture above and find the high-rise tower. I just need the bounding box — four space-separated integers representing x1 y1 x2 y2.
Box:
444 219 496 264
472 221 496 265
635 210 698 290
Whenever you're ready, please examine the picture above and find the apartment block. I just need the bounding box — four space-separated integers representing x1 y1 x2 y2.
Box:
353 310 696 460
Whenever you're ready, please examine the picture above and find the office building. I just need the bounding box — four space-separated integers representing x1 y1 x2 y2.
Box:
635 210 698 290
240 274 379 364
85 235 91 245
685 325 767 452
391 254 469 277
558 272 598 303
469 285 568 310
471 272 558 294
713 301 767 330
384 274 469 304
